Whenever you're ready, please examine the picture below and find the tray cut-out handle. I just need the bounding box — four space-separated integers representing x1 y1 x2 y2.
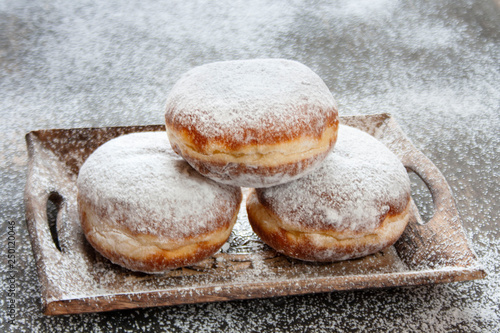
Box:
397 139 480 269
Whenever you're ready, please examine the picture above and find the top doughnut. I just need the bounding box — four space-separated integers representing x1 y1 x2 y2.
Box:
164 59 339 188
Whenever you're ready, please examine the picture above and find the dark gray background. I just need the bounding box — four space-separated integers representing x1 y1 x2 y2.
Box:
1 0 499 332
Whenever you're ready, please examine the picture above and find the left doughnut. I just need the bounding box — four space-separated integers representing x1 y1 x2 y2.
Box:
77 132 242 273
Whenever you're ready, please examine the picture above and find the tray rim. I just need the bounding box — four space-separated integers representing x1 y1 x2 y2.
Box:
24 113 486 315
44 265 484 315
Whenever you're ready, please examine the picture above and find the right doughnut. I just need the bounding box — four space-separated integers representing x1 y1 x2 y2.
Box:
246 125 412 262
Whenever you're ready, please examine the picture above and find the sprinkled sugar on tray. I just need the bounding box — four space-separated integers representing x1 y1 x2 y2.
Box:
24 113 485 316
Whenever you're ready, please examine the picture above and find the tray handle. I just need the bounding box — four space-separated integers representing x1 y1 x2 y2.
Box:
24 134 66 257
400 144 480 268
403 149 457 226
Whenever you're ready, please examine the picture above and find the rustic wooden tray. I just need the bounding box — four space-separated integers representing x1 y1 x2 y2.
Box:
24 113 485 316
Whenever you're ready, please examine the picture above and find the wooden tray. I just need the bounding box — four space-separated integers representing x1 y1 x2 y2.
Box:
24 114 486 316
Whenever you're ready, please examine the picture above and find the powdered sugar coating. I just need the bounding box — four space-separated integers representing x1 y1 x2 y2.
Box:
77 132 241 239
164 59 338 148
257 125 411 233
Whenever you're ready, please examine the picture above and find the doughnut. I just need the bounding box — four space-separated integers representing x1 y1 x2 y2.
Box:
164 59 339 188
246 125 412 262
77 132 242 273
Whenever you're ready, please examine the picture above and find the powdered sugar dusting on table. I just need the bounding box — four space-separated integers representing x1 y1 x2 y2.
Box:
77 132 239 238
258 125 411 232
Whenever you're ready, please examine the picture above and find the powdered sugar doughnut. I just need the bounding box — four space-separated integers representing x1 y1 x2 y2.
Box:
246 125 411 262
165 59 338 188
77 132 242 273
